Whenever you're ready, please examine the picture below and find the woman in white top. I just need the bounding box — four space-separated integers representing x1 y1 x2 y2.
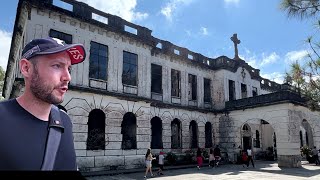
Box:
144 148 156 178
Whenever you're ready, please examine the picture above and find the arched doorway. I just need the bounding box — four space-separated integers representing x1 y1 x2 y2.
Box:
205 122 213 148
121 112 137 149
189 120 198 149
87 109 106 150
151 116 163 149
171 118 182 149
301 119 314 148
242 124 251 150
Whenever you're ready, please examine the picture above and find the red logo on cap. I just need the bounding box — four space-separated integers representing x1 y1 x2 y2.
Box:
67 47 84 64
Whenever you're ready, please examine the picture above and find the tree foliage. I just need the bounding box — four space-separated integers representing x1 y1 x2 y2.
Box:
281 0 320 110
280 0 320 19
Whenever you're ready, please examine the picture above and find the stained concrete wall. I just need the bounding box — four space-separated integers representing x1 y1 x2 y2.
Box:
63 90 216 171
5 1 320 172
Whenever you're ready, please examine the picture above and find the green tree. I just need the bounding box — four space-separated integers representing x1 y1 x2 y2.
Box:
0 66 5 100
280 0 320 110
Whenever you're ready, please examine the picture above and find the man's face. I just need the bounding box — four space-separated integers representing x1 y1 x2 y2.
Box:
29 51 71 104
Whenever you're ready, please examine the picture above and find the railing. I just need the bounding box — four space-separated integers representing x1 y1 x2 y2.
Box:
225 90 307 110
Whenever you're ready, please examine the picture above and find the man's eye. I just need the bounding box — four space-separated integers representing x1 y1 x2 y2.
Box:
53 64 61 68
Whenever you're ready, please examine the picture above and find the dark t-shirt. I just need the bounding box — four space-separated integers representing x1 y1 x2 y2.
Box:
197 150 202 157
0 99 77 170
214 147 221 157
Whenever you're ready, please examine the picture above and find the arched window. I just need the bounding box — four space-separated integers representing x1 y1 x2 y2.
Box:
205 122 213 148
255 130 260 148
121 112 137 149
171 118 181 149
87 109 106 150
243 124 249 131
189 120 198 149
151 117 163 149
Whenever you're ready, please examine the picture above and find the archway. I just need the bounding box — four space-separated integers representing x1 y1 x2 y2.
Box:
241 119 277 161
205 122 213 148
151 116 163 149
87 109 106 150
189 120 198 149
241 124 251 151
171 118 182 149
121 112 137 149
301 119 314 148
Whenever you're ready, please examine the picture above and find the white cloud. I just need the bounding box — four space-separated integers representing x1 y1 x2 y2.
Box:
200 27 208 36
239 50 279 69
160 0 194 21
260 52 280 67
239 54 259 69
0 29 12 70
284 50 308 64
260 72 284 84
78 0 148 22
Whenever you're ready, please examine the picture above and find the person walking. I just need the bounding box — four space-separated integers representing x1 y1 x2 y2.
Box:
157 151 165 175
196 148 204 170
213 145 222 167
241 150 248 168
0 37 86 171
246 147 255 168
209 148 215 168
312 146 319 165
144 148 156 178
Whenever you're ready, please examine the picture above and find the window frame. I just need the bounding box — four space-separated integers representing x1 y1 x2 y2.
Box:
122 51 138 86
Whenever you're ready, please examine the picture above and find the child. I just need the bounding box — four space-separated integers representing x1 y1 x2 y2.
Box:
209 148 215 168
157 151 165 175
196 148 203 170
241 150 248 168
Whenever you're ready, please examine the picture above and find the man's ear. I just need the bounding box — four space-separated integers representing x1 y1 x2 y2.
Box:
20 58 33 78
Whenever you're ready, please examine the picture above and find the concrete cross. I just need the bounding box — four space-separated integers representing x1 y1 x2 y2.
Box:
230 33 241 59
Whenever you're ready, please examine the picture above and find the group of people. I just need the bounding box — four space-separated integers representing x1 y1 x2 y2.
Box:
311 146 320 165
144 148 165 179
195 145 222 169
240 147 255 168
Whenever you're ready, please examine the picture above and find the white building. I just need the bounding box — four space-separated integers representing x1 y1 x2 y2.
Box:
3 0 320 172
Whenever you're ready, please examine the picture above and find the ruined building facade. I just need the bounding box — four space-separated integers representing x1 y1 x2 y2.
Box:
3 0 320 172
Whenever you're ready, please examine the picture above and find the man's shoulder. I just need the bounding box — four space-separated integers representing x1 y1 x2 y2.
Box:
0 99 16 110
56 107 72 127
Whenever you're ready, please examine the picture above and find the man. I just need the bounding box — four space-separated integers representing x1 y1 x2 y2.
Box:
0 37 86 170
312 146 319 165
246 146 255 168
213 145 221 167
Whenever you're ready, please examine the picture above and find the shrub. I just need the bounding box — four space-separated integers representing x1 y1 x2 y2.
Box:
165 152 177 165
184 149 195 164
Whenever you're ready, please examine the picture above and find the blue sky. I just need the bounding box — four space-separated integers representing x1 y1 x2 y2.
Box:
0 0 314 83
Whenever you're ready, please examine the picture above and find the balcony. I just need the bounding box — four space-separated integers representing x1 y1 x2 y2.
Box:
225 89 307 111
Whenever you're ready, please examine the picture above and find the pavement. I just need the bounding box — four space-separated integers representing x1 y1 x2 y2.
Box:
82 161 320 180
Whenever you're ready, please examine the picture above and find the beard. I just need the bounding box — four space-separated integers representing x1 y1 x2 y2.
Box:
30 67 64 105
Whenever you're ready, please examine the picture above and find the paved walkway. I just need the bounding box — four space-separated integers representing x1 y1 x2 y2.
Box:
83 161 320 180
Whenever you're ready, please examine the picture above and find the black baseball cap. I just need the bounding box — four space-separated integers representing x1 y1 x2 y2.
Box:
21 37 86 65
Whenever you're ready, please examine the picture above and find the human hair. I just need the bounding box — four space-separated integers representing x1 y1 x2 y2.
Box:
145 148 151 159
28 56 40 67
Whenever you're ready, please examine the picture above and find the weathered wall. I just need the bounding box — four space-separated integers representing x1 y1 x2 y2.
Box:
63 90 216 171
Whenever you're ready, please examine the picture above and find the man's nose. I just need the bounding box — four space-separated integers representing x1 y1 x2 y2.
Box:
62 68 71 82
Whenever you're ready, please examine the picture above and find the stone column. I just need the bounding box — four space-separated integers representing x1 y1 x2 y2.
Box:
273 114 301 168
